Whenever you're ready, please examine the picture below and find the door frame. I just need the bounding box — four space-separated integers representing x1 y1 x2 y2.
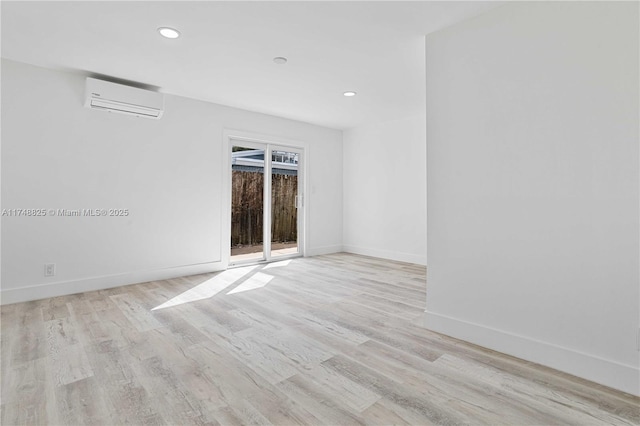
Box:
222 129 307 268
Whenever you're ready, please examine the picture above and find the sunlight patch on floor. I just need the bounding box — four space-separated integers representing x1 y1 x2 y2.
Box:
226 272 274 295
152 265 258 310
263 259 292 269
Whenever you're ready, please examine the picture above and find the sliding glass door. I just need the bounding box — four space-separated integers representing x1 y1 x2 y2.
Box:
230 140 303 264
230 142 266 262
270 147 300 258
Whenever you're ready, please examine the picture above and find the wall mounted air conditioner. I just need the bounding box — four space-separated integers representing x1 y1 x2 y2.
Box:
84 77 164 119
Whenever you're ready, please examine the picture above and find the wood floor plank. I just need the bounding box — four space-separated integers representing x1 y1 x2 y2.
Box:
8 301 47 365
361 400 412 426
299 362 381 412
44 314 95 387
48 342 94 387
224 398 274 426
240 382 321 426
54 376 115 425
322 353 471 425
1 357 60 425
276 373 367 425
240 327 336 367
1 253 637 425
41 296 71 321
219 331 300 384
227 307 286 334
102 378 166 425
65 293 94 316
136 355 216 425
431 354 638 425
110 292 164 332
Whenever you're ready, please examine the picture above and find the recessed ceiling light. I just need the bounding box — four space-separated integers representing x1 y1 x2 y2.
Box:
158 27 180 39
343 91 357 97
273 57 288 65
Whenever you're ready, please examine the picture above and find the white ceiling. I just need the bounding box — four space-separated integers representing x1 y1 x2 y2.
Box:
1 1 500 129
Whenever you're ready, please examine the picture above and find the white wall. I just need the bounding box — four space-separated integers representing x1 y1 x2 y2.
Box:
1 59 343 304
425 2 639 395
343 114 427 265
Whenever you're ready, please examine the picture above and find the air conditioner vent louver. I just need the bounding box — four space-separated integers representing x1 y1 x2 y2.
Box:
84 77 164 119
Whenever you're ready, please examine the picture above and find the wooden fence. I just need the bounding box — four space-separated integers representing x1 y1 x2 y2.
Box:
231 171 298 247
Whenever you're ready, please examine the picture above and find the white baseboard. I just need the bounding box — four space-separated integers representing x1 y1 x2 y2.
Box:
306 245 343 257
343 245 426 266
423 310 640 396
1 261 225 305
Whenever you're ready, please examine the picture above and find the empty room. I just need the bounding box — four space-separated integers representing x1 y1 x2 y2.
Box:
1 1 638 425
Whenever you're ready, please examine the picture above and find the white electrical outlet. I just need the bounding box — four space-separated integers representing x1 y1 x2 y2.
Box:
44 263 56 277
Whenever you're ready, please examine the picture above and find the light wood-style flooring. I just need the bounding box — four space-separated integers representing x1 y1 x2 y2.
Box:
2 253 638 425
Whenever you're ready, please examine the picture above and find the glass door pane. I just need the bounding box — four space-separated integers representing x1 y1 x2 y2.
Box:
230 144 265 263
270 149 300 258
